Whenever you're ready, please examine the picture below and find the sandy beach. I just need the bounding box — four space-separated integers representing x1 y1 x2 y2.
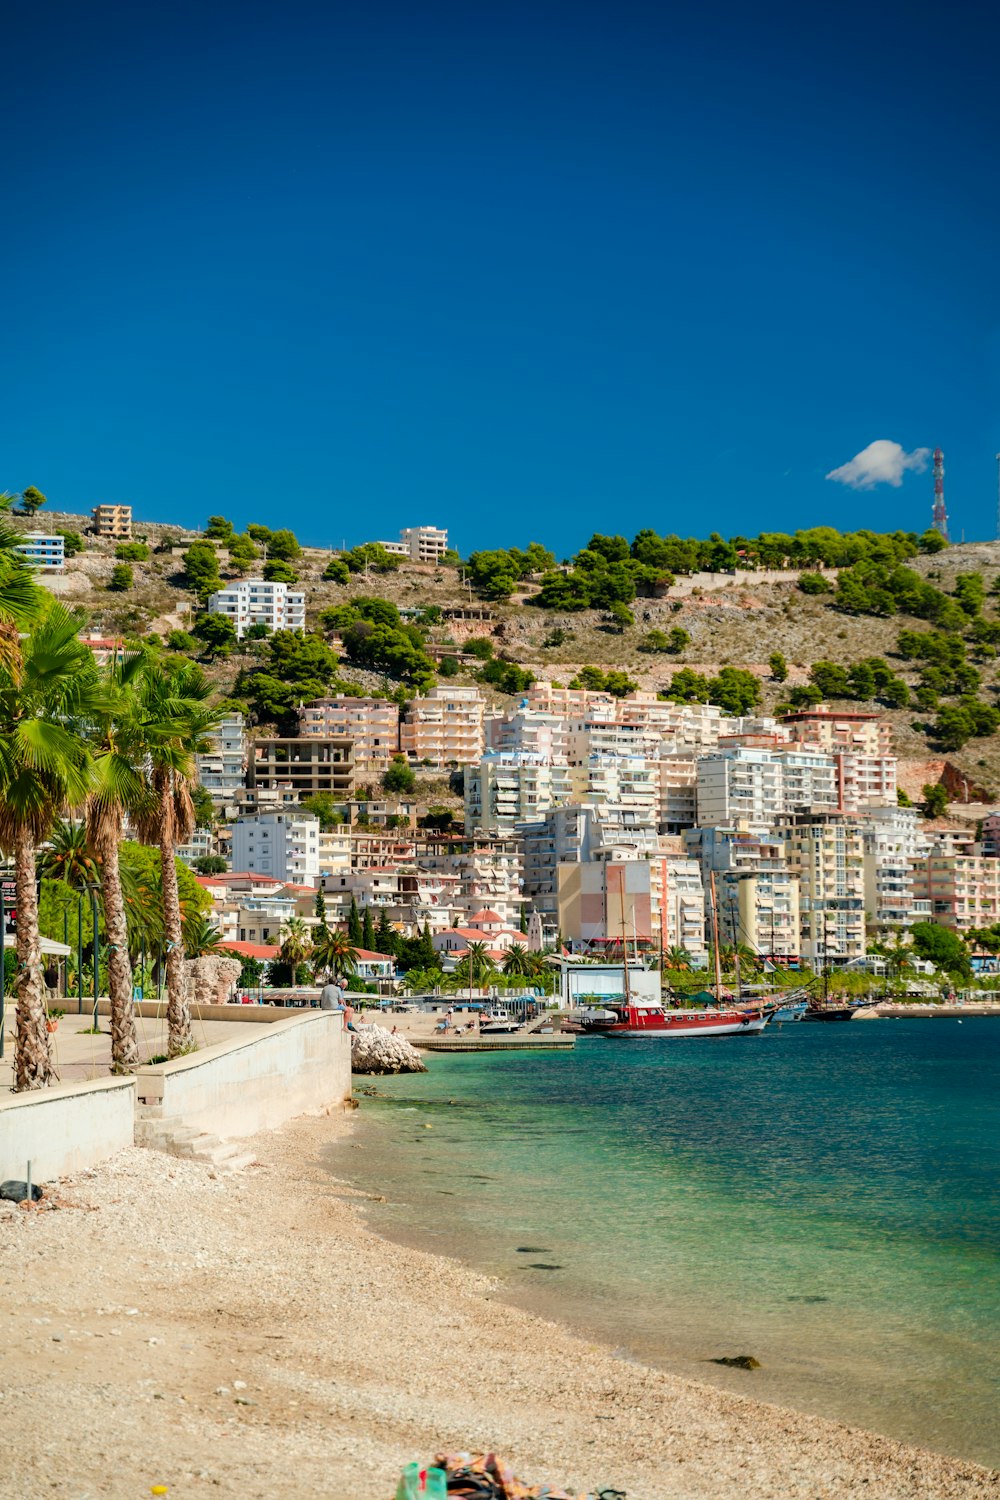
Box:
2 1107 996 1500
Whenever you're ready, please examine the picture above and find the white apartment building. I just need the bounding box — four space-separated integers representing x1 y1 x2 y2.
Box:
416 840 525 929
318 823 352 876
207 579 306 639
465 752 572 835
401 686 485 766
658 752 698 831
517 805 605 933
568 754 659 830
778 813 867 963
918 850 1000 932
231 811 320 885
556 851 707 965
485 706 570 760
16 533 65 570
298 698 400 764
683 822 799 961
376 526 450 564
195 712 247 817
696 747 838 827
861 804 928 930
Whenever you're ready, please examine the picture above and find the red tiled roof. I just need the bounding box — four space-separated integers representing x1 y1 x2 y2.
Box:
354 948 395 962
223 942 279 959
468 908 503 922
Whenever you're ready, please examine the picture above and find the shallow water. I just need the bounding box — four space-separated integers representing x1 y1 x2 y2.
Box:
326 1018 1000 1466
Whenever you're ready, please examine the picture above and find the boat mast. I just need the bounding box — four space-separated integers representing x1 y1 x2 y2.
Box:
710 870 723 1003
618 865 631 1005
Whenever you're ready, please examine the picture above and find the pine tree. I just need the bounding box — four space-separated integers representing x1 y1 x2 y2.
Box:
376 906 397 956
418 920 436 967
362 906 375 952
314 887 330 939
348 895 362 945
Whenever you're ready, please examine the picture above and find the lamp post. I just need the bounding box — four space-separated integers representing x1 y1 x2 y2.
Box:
90 884 100 1030
77 891 84 1015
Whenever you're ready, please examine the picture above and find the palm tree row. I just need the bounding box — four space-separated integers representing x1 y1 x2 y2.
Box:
0 545 222 1090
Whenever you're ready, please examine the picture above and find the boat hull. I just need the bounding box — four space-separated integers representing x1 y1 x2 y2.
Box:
604 1010 768 1039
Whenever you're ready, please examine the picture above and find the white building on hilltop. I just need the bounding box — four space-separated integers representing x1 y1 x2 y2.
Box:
377 526 450 564
207 579 305 639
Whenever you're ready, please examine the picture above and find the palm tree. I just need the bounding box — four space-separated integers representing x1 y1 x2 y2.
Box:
0 608 102 1089
86 650 154 1073
185 916 226 958
137 660 221 1057
0 524 43 678
665 945 693 972
37 818 100 889
461 941 495 993
279 916 312 974
502 943 531 976
311 929 358 983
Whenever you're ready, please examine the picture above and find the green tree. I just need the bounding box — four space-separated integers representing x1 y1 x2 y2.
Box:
311 929 358 983
136 660 222 1057
205 516 235 542
192 612 237 658
85 648 155 1072
228 534 259 572
182 542 222 599
0 608 101 1088
300 792 341 828
921 782 949 819
383 755 417 794
166 629 198 653
347 895 363 946
185 917 226 957
322 556 351 584
191 783 216 828
314 887 330 939
769 651 788 682
361 906 375 951
279 917 312 969
115 542 149 561
502 943 531 975
263 559 298 584
19 486 47 516
909 921 970 977
108 563 133 592
36 819 100 889
797 572 831 594
266 529 301 562
193 855 227 874
604 602 634 632
57 530 84 557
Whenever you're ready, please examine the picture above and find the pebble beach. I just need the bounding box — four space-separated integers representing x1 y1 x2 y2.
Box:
1 1109 996 1500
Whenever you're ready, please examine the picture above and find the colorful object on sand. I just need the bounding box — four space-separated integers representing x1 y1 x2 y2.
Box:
396 1462 447 1499
398 1452 625 1500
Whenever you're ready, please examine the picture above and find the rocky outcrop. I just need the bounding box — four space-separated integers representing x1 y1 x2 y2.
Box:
184 954 244 1008
351 1025 427 1075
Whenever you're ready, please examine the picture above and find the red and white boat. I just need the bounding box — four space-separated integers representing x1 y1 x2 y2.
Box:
599 999 769 1039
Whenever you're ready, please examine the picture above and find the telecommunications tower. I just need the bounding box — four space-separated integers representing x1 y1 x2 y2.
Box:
932 448 949 542
995 453 1000 542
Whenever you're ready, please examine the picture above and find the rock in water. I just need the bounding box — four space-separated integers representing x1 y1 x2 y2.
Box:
351 1025 427 1075
710 1354 761 1370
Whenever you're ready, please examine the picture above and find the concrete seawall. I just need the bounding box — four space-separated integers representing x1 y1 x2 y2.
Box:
0 1076 135 1180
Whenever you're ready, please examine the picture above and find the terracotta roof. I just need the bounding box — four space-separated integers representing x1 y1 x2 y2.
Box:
353 948 395 962
223 941 279 959
468 908 503 922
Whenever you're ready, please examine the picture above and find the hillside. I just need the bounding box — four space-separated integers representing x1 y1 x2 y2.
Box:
15 508 1000 802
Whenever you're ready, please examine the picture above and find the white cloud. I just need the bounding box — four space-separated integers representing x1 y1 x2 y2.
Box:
826 440 930 490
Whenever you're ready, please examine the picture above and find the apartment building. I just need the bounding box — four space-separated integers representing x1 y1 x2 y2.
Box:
465 752 572 834
416 839 525 929
783 706 893 759
981 812 1000 858
568 754 659 830
556 852 707 964
247 737 354 800
207 579 306 639
517 805 603 933
835 752 897 812
860 804 928 930
683 822 798 961
92 504 132 539
401 686 485 766
485 705 570 760
696 747 838 826
298 698 399 764
231 811 321 885
918 850 1000 931
376 526 450 563
778 812 867 962
658 752 698 831
195 712 247 817
318 823 352 876
16 533 64 571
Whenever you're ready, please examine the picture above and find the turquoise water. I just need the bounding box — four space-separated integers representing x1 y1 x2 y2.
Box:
326 1020 1000 1467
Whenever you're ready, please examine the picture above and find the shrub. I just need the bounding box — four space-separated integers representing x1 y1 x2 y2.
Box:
115 542 149 562
108 563 133 592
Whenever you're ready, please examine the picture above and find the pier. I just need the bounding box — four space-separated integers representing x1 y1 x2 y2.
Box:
413 1033 574 1052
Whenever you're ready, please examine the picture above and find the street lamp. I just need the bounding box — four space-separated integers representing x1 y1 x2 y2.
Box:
88 883 101 1030
0 880 6 1061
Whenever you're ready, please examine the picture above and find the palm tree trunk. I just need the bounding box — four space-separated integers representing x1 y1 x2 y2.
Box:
158 791 191 1057
13 825 53 1090
93 815 138 1073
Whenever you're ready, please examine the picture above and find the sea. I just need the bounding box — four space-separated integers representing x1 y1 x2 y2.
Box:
325 1018 1000 1468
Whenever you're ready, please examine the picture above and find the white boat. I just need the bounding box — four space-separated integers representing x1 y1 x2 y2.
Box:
479 1007 523 1034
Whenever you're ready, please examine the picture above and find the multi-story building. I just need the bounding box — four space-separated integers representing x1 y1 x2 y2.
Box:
464 752 572 834
658 752 698 831
16 533 65 571
835 752 897 813
696 747 837 827
918 850 1000 932
92 504 132 539
517 805 604 933
318 823 352 876
683 822 799 961
485 705 570 760
778 812 867 963
401 686 485 767
415 839 525 929
556 852 707 965
376 526 450 564
207 579 306 639
981 812 1000 858
298 698 399 764
860 804 927 931
783 706 893 759
568 754 659 830
247 737 354 801
196 712 247 818
231 811 321 885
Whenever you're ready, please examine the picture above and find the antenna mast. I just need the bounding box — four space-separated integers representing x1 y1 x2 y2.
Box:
932 448 949 542
995 454 1000 543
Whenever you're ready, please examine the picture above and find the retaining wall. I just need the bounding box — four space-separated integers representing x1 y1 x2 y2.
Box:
135 1011 351 1141
0 1077 135 1182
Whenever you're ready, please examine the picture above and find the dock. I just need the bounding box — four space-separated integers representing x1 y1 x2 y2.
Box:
413 1033 575 1052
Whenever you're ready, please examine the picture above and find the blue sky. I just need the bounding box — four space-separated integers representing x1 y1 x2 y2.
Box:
4 0 999 553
